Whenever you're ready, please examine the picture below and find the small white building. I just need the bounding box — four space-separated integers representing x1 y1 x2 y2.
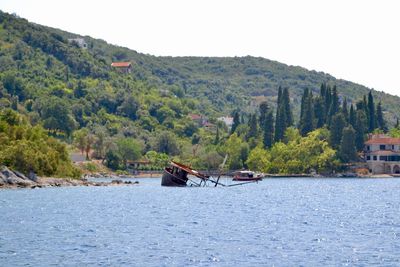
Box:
217 116 234 129
365 134 400 174
68 38 88 49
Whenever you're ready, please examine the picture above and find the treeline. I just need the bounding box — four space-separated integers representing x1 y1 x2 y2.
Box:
226 83 388 173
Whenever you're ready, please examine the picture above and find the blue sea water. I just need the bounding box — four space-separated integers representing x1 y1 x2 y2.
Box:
1 178 400 266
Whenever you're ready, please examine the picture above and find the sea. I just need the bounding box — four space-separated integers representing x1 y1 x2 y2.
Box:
1 177 400 266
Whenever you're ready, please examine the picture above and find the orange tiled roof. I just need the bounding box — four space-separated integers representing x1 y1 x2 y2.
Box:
189 114 202 120
111 62 131 68
365 137 400 145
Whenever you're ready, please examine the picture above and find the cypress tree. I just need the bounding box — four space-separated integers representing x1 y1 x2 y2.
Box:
367 92 376 132
314 97 325 128
240 113 245 124
263 111 274 148
282 88 293 126
274 104 287 142
349 104 356 128
396 118 399 129
214 126 220 145
300 91 315 136
320 83 326 99
324 85 332 119
328 85 339 121
376 101 387 132
274 87 287 142
231 111 240 134
329 113 346 149
259 101 269 127
342 98 349 121
277 86 283 108
247 113 258 140
339 126 358 163
356 99 365 111
355 110 367 151
300 88 309 121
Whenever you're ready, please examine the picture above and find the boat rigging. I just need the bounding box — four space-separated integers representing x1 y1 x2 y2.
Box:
161 161 261 187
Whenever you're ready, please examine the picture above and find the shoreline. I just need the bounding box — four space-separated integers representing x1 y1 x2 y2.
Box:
0 166 139 190
0 177 139 190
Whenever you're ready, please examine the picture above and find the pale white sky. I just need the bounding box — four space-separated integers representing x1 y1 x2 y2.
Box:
1 0 400 96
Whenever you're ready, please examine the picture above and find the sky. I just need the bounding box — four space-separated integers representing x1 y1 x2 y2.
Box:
1 0 400 96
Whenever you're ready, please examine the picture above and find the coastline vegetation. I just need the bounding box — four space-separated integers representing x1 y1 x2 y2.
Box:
0 10 398 176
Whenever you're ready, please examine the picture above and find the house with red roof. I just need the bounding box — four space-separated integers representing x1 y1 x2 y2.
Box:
111 62 132 73
365 134 400 174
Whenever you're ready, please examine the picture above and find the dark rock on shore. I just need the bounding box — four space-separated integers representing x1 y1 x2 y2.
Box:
0 166 139 189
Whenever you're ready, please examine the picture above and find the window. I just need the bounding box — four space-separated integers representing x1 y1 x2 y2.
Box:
380 156 387 161
392 145 395 150
380 145 386 150
367 146 370 151
366 156 371 160
373 156 377 161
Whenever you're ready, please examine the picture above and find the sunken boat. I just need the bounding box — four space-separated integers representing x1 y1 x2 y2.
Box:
162 161 209 187
162 160 261 187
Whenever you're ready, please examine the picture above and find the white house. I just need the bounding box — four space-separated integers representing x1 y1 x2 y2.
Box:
365 134 400 174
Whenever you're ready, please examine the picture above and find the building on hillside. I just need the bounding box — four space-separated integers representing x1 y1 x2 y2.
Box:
111 62 132 73
364 134 400 174
189 114 208 126
217 116 233 129
68 38 88 49
203 122 216 132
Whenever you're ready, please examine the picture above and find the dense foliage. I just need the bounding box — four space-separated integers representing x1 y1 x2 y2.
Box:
0 109 80 177
0 11 397 174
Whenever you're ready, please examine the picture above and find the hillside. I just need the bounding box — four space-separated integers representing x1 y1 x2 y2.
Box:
1 11 399 121
0 10 399 174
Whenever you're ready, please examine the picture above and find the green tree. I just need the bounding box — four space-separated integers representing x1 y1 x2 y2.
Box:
376 102 387 132
329 113 346 149
299 90 315 136
328 85 339 121
342 97 349 121
263 111 274 148
259 101 269 127
349 104 356 128
339 126 358 163
73 128 88 155
355 110 367 151
282 88 293 126
246 146 271 173
367 92 375 131
231 111 240 134
116 138 142 166
105 149 122 170
224 133 246 170
41 97 76 136
246 113 258 140
153 131 180 155
118 95 139 120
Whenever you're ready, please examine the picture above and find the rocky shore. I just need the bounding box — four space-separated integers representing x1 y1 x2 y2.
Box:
0 166 139 189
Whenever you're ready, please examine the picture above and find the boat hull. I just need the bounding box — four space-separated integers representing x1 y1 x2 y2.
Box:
232 176 263 182
161 170 188 187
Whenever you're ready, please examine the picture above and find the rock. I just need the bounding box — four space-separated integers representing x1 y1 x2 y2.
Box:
1 166 16 178
28 171 38 182
6 176 34 187
0 166 34 187
111 179 123 184
0 172 7 185
13 170 28 180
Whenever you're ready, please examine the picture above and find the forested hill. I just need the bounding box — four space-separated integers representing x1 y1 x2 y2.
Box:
1 10 399 122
